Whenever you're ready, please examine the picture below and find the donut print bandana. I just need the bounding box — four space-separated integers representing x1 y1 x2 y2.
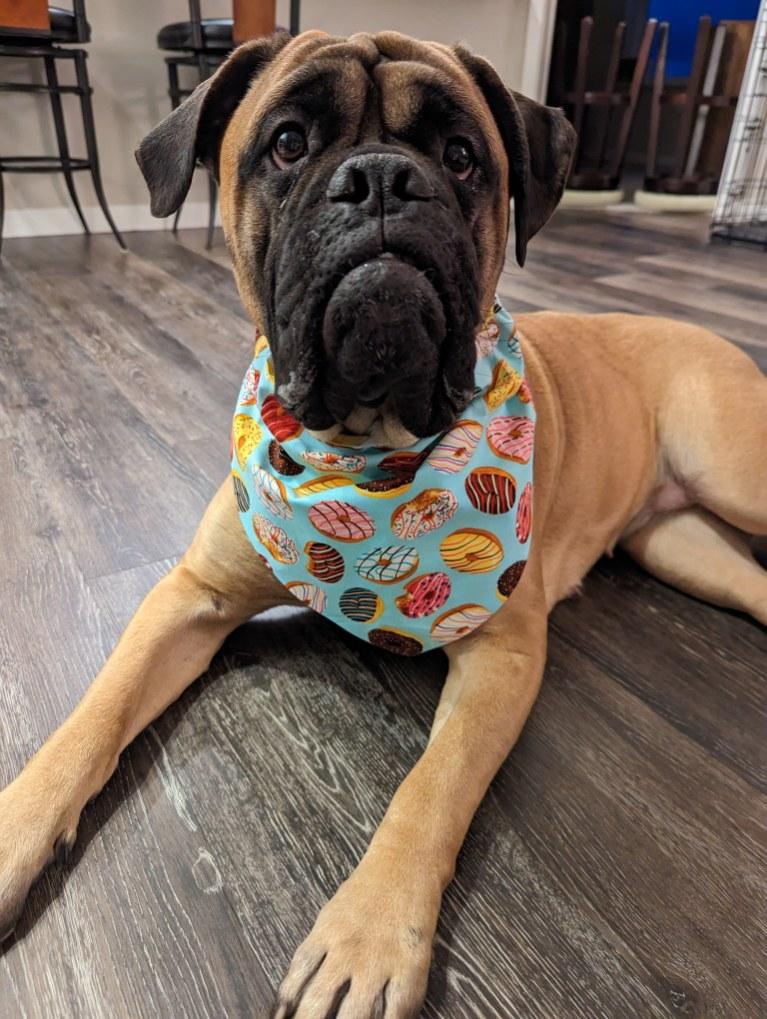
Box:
231 299 535 656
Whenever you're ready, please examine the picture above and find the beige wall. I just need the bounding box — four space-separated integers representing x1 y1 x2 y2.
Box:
1 0 552 237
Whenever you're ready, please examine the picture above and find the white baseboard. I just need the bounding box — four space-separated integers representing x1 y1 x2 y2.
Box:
3 201 213 239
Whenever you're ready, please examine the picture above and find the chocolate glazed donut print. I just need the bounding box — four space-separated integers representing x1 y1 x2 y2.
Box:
231 300 535 653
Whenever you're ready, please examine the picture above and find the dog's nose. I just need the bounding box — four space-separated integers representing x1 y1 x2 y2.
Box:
327 152 434 212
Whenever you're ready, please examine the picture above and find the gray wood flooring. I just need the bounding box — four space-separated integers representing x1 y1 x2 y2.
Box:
0 210 765 1019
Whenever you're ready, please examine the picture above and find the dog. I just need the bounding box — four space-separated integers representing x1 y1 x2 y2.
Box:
1 29 765 1019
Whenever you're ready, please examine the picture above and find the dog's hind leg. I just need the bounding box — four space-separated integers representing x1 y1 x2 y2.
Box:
0 479 287 942
622 507 767 625
663 343 767 537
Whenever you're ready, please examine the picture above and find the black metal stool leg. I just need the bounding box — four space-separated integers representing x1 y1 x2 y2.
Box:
73 50 126 250
44 54 89 234
167 59 183 234
206 173 217 249
0 168 5 258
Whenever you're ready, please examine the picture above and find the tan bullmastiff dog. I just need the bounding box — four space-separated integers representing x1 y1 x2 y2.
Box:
1 30 765 1019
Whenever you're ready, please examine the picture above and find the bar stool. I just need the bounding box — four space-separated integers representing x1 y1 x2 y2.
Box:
0 2 126 255
156 1 300 249
157 1 234 248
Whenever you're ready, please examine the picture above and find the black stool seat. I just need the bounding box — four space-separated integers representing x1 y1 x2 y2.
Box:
158 18 233 52
2 7 90 44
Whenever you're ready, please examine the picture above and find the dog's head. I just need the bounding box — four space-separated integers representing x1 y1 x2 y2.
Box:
137 31 574 442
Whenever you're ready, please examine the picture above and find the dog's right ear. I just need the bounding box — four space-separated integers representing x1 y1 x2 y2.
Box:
136 32 290 218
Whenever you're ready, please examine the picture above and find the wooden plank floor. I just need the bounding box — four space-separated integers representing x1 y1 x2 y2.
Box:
0 210 765 1019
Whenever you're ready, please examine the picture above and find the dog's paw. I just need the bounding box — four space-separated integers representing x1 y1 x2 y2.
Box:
272 853 440 1019
0 780 78 943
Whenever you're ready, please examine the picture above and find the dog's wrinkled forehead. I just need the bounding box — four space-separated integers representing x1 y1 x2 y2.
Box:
221 30 507 190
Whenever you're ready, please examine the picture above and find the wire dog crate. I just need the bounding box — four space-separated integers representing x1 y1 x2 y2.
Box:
710 0 767 246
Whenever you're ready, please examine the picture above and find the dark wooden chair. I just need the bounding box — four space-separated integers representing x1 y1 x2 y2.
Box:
552 15 658 192
0 1 125 256
644 17 747 197
157 0 299 248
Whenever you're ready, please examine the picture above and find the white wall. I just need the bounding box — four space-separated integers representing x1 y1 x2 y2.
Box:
0 0 554 238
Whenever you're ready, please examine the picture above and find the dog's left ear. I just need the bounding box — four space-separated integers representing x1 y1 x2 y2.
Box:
136 32 290 218
454 46 576 266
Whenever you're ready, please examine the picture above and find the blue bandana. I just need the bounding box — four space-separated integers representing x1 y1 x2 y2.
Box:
230 299 535 656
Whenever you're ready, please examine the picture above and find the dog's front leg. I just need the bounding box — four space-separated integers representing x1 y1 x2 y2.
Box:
0 480 286 941
275 561 548 1019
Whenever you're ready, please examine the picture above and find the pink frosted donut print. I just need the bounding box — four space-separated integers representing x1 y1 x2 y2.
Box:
308 500 375 542
516 482 532 543
486 416 535 464
395 572 452 619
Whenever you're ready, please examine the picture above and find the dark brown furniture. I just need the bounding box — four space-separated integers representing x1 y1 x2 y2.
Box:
552 15 658 191
158 0 293 248
645 17 753 197
0 0 125 255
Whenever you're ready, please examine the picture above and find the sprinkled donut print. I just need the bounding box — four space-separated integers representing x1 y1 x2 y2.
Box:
425 420 482 475
239 366 260 405
465 467 516 515
231 298 535 655
486 416 535 464
430 604 491 643
304 541 345 584
252 466 292 519
475 319 500 357
354 475 412 498
497 561 526 600
268 440 304 476
395 572 452 619
484 360 522 410
516 482 533 543
339 587 383 624
252 514 298 565
309 500 375 542
232 414 262 470
302 450 367 473
355 546 419 584
368 628 423 656
390 488 458 539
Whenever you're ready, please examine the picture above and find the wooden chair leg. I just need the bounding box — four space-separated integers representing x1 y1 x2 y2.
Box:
594 20 626 170
673 16 713 180
610 18 658 182
549 20 567 107
646 21 669 181
571 14 593 162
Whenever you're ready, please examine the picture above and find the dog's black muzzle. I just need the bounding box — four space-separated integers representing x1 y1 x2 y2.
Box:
269 145 480 437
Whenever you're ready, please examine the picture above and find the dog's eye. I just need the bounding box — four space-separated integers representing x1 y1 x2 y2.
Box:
443 138 474 180
272 125 307 168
